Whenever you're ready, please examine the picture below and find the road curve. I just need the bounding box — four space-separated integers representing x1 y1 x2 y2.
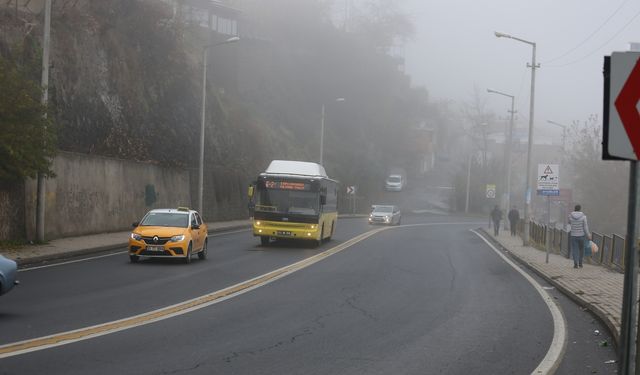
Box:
0 218 555 374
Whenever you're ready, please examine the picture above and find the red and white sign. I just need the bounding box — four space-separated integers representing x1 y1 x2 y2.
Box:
607 52 640 160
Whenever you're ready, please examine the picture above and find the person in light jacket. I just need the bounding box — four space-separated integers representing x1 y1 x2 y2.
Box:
568 204 590 269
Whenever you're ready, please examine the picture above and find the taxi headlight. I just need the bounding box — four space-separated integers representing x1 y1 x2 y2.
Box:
170 234 185 242
310 225 317 229
130 233 142 241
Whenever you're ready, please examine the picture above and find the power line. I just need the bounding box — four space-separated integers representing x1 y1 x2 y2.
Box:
546 7 640 68
542 0 631 64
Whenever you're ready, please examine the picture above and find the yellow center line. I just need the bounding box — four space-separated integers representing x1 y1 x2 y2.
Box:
0 226 389 359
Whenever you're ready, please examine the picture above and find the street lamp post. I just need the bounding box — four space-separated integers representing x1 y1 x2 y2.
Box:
36 0 52 242
319 98 345 166
547 120 567 151
198 36 239 215
487 89 515 219
495 31 539 246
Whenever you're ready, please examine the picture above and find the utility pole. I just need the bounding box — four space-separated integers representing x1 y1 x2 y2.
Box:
495 31 539 246
36 0 52 243
320 104 325 165
465 152 471 213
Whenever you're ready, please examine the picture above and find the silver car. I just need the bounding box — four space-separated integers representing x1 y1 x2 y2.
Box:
0 254 18 296
368 205 402 225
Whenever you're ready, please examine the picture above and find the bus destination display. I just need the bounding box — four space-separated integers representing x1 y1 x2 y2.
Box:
265 180 310 191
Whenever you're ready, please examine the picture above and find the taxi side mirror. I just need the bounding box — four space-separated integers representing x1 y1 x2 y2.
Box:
191 224 200 230
132 222 139 228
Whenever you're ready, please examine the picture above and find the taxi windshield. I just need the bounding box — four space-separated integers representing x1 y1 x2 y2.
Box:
140 212 189 227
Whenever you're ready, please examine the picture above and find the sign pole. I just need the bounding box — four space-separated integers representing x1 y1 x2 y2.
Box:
545 195 551 263
620 161 640 374
352 194 356 214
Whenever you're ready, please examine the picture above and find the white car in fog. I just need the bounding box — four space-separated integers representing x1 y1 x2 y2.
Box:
369 205 402 225
385 174 405 191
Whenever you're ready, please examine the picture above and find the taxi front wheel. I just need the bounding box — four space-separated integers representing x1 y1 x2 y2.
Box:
129 254 139 263
184 243 192 264
198 240 207 260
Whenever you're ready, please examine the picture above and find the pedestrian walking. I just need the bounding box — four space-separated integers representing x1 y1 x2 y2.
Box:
490 205 502 236
507 206 519 236
568 204 590 269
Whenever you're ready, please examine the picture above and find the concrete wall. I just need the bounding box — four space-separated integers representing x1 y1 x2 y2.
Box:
25 151 192 240
0 181 25 241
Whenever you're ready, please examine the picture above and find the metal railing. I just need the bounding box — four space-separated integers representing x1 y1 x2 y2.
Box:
518 220 626 273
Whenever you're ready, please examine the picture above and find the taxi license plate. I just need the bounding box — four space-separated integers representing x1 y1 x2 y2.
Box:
147 246 164 252
277 231 292 236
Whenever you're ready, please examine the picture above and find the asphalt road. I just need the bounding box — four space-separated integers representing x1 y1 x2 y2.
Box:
0 215 617 374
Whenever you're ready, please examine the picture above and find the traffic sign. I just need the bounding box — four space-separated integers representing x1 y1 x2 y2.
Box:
486 184 496 199
346 186 356 195
604 52 640 160
537 164 560 196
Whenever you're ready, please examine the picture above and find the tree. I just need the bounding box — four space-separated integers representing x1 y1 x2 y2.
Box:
0 57 56 181
350 0 415 48
565 115 628 234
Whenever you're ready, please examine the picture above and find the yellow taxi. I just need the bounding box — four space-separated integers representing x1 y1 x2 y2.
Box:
128 207 208 264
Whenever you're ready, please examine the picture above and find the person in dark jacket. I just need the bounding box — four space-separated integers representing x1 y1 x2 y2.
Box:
568 204 591 269
507 206 520 236
490 205 502 236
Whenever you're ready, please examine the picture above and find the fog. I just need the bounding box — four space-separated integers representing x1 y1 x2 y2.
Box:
401 0 639 139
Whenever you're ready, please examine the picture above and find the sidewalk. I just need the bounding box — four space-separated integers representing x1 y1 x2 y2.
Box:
485 229 624 344
0 220 252 267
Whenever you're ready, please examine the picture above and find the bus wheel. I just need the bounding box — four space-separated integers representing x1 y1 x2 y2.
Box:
326 222 334 242
260 236 270 246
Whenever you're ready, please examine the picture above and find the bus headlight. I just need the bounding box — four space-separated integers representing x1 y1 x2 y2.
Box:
310 225 317 229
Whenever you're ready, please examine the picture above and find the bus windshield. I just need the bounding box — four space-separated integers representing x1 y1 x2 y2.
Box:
256 188 319 216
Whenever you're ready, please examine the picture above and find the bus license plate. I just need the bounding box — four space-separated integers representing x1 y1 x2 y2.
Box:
147 246 164 252
277 231 292 236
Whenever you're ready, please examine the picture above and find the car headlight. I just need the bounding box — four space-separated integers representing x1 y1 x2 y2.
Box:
170 234 185 242
384 216 391 222
130 233 142 241
310 224 317 229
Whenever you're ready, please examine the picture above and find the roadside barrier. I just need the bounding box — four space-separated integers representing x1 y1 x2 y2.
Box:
517 219 626 273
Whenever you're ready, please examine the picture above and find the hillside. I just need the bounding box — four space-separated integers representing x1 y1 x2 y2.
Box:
0 0 447 240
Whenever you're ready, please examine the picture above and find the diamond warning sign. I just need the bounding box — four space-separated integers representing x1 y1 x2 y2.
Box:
537 164 559 196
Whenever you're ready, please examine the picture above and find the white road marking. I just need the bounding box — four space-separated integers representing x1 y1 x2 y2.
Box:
471 230 567 375
19 229 251 272
2 222 481 359
19 251 128 272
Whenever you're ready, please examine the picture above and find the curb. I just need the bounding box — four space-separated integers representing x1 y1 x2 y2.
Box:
477 228 620 348
16 223 252 269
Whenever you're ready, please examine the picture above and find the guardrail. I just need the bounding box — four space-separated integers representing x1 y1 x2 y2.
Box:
520 220 626 273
